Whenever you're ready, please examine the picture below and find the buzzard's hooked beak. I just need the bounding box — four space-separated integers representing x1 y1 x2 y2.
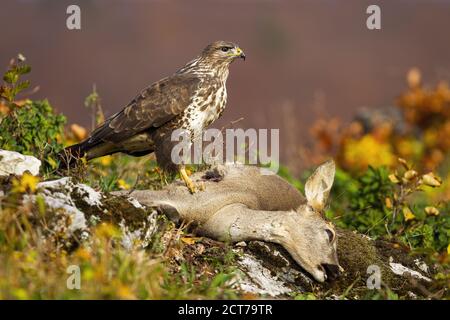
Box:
234 47 246 61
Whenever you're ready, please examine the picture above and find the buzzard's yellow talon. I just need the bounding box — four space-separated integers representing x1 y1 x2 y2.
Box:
187 181 197 194
180 167 197 194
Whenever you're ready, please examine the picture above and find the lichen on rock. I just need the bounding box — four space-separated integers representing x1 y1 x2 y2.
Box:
22 176 158 252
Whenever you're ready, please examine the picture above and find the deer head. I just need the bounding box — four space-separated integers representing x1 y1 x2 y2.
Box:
278 160 342 282
198 160 343 282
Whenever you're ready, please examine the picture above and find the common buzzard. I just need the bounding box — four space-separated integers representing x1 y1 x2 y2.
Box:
61 41 245 192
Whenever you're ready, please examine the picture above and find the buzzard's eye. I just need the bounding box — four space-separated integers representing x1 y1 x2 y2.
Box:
221 47 230 52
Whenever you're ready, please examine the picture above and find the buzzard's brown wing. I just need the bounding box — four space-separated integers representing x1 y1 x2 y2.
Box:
87 73 200 145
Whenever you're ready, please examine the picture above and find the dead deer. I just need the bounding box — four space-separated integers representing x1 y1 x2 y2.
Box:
120 160 342 282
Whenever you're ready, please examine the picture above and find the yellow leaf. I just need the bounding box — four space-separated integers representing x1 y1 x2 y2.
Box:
403 206 416 222
100 155 112 167
47 157 58 169
421 172 442 187
83 268 95 281
388 174 400 184
403 170 418 181
75 247 91 261
117 284 135 300
117 179 130 190
95 223 120 239
181 237 202 245
447 244 450 255
12 288 28 300
385 197 393 209
424 206 439 216
70 123 87 141
12 172 40 193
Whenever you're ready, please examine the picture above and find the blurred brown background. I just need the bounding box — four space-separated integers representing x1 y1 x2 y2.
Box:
1 0 450 169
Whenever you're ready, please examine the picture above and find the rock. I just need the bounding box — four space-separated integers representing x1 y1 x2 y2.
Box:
236 253 292 297
0 149 41 176
22 177 158 250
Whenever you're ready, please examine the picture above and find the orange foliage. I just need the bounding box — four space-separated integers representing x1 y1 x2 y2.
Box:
305 68 450 173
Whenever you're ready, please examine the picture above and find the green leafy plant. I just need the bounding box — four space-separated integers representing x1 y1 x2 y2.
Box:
330 159 448 256
0 55 66 174
336 165 394 236
0 54 30 103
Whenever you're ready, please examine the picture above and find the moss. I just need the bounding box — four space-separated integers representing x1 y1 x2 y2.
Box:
71 190 150 231
328 229 384 295
322 228 435 298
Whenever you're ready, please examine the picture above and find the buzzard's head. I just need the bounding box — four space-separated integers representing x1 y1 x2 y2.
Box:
201 41 246 65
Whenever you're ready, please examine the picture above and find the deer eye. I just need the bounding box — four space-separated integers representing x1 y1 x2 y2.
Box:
325 229 335 243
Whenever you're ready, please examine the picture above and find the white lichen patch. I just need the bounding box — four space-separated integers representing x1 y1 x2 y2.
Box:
27 177 102 235
237 254 291 297
127 196 144 209
24 182 88 235
389 257 431 282
38 177 103 208
40 194 87 233
414 258 430 274
73 183 103 207
143 210 158 244
120 220 143 251
89 215 101 226
38 177 73 191
119 210 158 250
359 233 373 241
25 177 158 247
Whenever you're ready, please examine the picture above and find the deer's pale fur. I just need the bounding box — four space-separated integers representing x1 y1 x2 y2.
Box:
121 161 341 282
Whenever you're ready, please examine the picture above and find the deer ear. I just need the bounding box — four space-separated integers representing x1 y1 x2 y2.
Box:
305 160 335 211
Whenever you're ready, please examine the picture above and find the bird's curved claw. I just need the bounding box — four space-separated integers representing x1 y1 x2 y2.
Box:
186 178 198 194
180 167 199 194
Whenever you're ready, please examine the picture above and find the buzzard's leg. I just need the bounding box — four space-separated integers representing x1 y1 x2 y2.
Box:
179 166 197 194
